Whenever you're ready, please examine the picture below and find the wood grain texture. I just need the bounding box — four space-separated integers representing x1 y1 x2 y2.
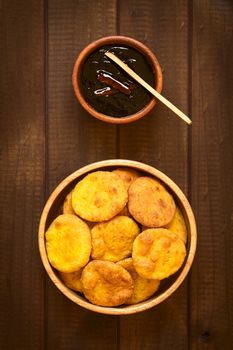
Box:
0 0 45 349
47 0 118 189
117 0 189 189
190 1 233 349
1 0 233 349
117 1 189 349
46 1 118 349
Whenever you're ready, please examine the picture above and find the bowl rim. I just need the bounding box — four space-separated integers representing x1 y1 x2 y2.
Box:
38 159 197 315
72 35 163 124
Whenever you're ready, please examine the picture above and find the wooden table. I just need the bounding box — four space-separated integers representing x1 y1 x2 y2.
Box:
1 1 232 349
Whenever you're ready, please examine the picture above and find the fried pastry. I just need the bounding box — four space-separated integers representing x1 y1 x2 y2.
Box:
62 191 76 215
166 207 187 243
117 258 160 304
112 167 140 191
72 171 128 222
132 228 186 280
45 214 91 273
91 216 140 262
81 260 134 306
128 177 175 227
59 269 83 293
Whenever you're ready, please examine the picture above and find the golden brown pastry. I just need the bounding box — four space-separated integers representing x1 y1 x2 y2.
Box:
72 171 128 222
112 167 141 191
91 216 140 262
132 228 186 280
165 207 187 243
81 260 134 306
62 191 76 215
45 214 91 272
59 269 83 292
128 177 176 227
117 258 160 304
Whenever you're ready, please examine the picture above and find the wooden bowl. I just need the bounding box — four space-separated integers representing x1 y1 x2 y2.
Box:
38 160 196 315
72 36 163 124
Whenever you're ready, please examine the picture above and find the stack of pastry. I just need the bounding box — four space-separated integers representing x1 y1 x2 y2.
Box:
45 168 187 307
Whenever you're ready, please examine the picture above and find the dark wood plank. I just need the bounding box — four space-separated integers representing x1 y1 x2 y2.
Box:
46 1 118 349
0 0 45 349
190 1 233 349
117 0 190 349
117 0 189 188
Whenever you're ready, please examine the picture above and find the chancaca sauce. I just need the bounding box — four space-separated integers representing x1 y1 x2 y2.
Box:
79 45 155 117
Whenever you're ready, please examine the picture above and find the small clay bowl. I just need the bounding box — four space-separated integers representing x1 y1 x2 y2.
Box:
72 36 163 124
38 159 197 315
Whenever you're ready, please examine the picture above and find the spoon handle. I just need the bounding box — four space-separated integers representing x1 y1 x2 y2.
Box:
105 52 192 125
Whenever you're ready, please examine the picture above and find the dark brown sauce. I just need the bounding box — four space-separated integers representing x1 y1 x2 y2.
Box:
79 45 155 117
